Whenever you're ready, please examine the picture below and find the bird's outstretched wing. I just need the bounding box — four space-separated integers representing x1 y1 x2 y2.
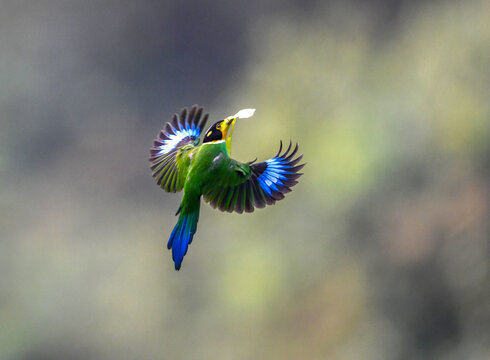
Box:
149 105 208 192
203 141 304 213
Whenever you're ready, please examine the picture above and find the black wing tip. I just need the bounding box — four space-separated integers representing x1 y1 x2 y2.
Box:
274 140 304 164
179 104 205 115
167 105 209 130
275 140 283 157
150 105 209 158
179 105 209 131
180 107 187 120
274 139 300 158
200 113 209 132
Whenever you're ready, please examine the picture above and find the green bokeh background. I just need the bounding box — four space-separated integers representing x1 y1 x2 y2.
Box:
1 1 489 359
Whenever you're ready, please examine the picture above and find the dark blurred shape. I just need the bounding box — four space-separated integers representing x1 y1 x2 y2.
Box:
19 345 92 360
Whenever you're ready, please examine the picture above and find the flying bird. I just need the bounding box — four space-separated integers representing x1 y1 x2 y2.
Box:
149 105 304 270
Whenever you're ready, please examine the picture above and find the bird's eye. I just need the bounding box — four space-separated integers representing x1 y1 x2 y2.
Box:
216 123 221 129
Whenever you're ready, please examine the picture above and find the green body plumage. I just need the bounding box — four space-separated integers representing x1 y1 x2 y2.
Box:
149 105 304 270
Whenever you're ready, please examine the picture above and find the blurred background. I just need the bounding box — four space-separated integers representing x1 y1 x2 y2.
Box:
1 0 489 359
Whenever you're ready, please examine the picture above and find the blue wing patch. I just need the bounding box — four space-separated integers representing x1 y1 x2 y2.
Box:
151 105 208 156
255 141 304 198
156 123 201 155
203 141 305 213
149 105 208 192
257 158 294 196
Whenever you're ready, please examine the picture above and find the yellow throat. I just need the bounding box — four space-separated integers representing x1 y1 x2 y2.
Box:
223 108 255 155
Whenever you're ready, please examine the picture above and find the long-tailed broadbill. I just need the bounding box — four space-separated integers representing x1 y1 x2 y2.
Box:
149 105 304 270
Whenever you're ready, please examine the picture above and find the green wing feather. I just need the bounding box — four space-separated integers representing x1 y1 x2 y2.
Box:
149 105 208 192
203 141 304 213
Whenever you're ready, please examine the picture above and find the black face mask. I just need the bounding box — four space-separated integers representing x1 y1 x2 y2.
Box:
203 121 224 143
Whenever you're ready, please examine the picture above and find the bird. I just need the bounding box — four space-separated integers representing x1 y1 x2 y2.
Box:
149 105 305 270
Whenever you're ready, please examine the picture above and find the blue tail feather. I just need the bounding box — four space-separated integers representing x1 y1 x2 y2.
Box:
167 211 199 270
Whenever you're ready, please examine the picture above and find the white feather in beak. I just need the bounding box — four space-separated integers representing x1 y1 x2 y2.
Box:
224 108 255 155
226 108 255 120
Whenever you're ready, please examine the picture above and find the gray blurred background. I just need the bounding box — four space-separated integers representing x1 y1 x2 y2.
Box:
1 0 489 359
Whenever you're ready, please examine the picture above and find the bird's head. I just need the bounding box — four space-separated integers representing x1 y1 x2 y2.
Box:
203 108 255 154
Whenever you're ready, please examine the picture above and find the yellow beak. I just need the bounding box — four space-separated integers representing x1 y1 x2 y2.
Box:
223 117 237 155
